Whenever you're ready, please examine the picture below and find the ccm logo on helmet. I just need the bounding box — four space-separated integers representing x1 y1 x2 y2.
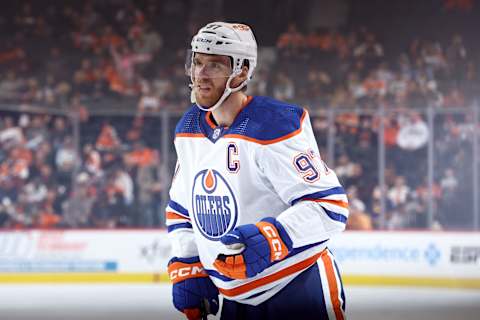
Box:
196 38 212 43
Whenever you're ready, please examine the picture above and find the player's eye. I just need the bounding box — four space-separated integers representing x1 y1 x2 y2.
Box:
209 62 221 69
192 59 202 67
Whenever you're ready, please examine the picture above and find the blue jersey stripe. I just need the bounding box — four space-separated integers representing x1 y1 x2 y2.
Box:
324 208 347 224
291 187 346 205
168 200 189 217
206 269 232 281
167 222 192 233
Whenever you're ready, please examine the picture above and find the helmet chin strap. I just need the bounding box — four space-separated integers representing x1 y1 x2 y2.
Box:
192 71 247 112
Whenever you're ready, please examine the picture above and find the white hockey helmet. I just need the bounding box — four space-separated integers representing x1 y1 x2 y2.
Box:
189 22 258 111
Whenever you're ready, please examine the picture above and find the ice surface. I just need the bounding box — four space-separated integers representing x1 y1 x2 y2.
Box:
0 284 479 320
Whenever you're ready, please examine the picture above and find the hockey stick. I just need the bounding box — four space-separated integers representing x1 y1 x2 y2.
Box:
200 299 210 320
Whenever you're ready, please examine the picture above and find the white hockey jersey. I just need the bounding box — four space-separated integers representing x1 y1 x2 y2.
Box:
166 96 348 305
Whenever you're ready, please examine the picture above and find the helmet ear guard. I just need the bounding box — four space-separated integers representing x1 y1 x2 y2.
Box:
189 22 258 111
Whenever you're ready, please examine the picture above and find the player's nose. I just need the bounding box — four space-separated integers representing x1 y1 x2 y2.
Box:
195 65 210 79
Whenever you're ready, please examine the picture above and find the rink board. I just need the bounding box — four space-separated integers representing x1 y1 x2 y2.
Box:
0 230 479 289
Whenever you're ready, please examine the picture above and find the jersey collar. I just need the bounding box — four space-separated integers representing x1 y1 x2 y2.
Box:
200 96 254 143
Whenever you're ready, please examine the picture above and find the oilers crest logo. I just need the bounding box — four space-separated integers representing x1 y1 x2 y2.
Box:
191 169 238 240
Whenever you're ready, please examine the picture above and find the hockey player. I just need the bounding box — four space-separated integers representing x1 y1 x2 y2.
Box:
166 21 348 320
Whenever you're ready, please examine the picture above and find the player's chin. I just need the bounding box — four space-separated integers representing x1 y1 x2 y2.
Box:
195 93 219 109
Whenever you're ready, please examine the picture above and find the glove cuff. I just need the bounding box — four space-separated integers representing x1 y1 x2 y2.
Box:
167 256 209 284
256 218 291 262
168 256 201 265
260 217 293 251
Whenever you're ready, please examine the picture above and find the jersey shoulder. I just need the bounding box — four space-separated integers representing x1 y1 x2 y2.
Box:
229 96 306 144
175 104 203 135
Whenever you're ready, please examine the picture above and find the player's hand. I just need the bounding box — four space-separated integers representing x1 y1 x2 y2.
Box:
213 217 292 279
168 256 219 320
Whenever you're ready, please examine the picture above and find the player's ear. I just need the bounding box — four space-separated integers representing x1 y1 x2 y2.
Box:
231 66 249 88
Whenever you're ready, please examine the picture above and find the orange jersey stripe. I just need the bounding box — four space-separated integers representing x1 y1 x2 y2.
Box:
205 111 216 129
175 133 205 139
321 253 344 320
166 211 190 220
219 249 322 297
303 199 349 209
205 96 253 130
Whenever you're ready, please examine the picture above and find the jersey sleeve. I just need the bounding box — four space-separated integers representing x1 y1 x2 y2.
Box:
256 110 349 248
165 154 199 258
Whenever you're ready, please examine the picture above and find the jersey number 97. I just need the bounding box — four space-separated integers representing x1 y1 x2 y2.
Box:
293 149 328 183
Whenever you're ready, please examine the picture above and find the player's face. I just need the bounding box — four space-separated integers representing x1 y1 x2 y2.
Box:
191 53 232 108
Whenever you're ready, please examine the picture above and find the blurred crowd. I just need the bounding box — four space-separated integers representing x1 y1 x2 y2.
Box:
0 111 165 229
0 0 191 111
270 24 477 111
1 1 477 112
0 0 479 230
312 110 476 231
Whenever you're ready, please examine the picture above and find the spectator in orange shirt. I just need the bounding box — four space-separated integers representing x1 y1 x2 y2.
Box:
277 23 305 59
96 122 121 151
